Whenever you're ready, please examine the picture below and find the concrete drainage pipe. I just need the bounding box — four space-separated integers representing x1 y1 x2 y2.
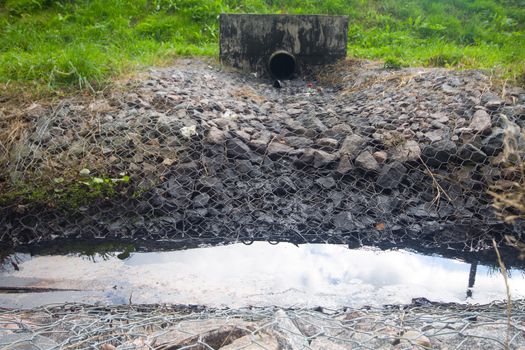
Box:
268 51 296 79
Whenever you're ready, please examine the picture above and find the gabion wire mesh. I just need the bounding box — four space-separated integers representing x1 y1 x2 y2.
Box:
1 59 525 350
1 301 524 349
0 59 524 250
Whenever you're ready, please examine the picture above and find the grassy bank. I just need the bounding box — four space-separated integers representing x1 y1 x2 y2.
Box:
0 0 524 93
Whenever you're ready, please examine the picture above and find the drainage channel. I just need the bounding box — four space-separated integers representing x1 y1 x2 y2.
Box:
1 242 523 309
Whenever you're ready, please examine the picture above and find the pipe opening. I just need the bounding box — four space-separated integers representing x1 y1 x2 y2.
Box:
269 51 296 79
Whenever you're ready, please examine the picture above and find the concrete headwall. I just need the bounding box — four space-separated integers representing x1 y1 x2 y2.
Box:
219 14 348 76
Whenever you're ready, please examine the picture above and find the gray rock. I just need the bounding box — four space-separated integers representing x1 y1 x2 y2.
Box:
315 176 336 189
0 334 58 350
458 143 487 163
173 161 200 175
299 148 337 168
226 139 252 159
333 212 354 229
447 76 462 87
132 153 144 164
407 203 439 218
430 120 447 129
155 319 256 349
213 117 238 130
155 212 184 225
142 162 157 173
274 310 309 349
355 151 380 171
249 131 272 151
222 109 239 121
220 331 283 350
112 136 129 148
235 159 253 173
328 123 354 137
266 142 296 158
284 118 306 134
296 148 315 165
506 104 525 118
431 112 449 124
256 213 274 224
329 191 345 208
299 116 327 133
192 193 210 208
507 87 525 96
284 136 314 148
309 338 348 350
398 330 432 348
424 130 444 142
373 151 388 163
199 176 224 190
210 100 226 112
375 195 400 212
316 137 339 150
376 162 407 189
284 136 313 148
287 108 304 116
485 99 503 110
469 110 491 133
206 127 228 144
481 128 504 156
422 140 457 167
441 84 458 94
481 92 500 104
275 177 297 194
336 155 352 174
391 140 421 162
339 134 365 157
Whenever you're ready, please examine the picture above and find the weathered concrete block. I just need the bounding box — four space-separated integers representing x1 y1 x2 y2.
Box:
220 14 349 79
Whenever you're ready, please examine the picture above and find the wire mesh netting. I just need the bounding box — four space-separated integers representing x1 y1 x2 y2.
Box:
1 301 524 349
1 60 525 349
1 59 524 249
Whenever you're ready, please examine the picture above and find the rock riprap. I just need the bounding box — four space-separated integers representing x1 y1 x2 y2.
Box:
0 59 523 247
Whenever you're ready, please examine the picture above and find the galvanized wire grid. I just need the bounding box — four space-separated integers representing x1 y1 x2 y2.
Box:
1 301 524 349
1 60 524 250
1 60 525 349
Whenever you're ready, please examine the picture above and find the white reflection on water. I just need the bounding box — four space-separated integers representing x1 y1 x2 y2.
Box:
1 242 524 308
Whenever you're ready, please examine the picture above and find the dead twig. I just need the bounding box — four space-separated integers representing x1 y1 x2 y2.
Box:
260 134 277 166
418 155 452 207
492 239 512 350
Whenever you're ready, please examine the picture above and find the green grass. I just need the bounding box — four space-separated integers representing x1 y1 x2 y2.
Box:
0 0 524 92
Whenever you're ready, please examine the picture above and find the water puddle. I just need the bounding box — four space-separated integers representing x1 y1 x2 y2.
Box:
1 242 524 309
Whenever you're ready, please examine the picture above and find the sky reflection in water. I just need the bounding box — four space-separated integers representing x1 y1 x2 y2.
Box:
1 242 524 308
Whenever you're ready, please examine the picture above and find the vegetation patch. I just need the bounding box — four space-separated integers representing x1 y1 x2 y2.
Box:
0 171 133 210
383 56 407 70
0 0 524 93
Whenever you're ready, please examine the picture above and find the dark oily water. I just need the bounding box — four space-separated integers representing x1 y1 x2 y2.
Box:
1 242 524 309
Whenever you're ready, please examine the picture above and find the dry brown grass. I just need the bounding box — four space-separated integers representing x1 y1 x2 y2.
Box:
488 118 525 223
316 58 431 97
0 111 30 168
311 58 365 87
231 87 266 105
